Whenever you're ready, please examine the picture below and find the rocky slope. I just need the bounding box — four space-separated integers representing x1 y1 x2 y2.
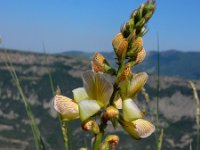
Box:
0 49 199 150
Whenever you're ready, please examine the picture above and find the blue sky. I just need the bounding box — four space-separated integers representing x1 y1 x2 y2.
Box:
0 0 200 53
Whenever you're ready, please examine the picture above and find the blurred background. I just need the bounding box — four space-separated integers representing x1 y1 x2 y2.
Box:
0 0 200 149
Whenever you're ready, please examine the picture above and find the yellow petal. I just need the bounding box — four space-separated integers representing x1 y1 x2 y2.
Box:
79 100 101 121
82 71 113 107
53 95 79 121
122 98 143 121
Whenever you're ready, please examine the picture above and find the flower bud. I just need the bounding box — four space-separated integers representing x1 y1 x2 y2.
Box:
119 63 132 82
91 52 114 74
104 106 119 120
112 33 128 60
105 135 119 149
82 119 100 134
135 48 146 64
99 135 119 150
127 37 143 57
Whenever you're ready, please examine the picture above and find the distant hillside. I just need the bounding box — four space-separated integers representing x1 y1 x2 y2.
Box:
0 48 200 150
63 50 200 79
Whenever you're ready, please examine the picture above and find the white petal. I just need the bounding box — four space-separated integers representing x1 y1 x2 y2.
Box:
72 87 89 103
133 119 155 138
53 95 79 121
82 71 113 106
122 98 142 122
79 100 101 121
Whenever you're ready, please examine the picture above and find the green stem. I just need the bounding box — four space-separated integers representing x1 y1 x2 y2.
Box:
93 133 103 150
156 33 160 149
60 120 71 150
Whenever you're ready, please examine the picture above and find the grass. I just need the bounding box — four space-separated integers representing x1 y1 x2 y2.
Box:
189 81 200 150
4 50 45 150
155 33 164 150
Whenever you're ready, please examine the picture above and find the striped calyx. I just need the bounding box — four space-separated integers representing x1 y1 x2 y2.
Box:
112 33 128 60
119 63 132 82
127 37 144 57
91 52 113 74
135 48 146 64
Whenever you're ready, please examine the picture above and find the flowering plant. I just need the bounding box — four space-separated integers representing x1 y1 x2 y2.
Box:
53 1 156 149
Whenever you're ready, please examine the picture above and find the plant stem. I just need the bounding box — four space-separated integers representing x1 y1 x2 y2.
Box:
155 33 160 148
93 133 103 150
189 81 200 150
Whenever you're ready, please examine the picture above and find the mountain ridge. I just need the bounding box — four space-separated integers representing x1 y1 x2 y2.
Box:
62 49 200 80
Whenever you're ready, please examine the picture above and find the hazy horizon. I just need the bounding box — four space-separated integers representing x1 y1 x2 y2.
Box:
0 0 200 53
